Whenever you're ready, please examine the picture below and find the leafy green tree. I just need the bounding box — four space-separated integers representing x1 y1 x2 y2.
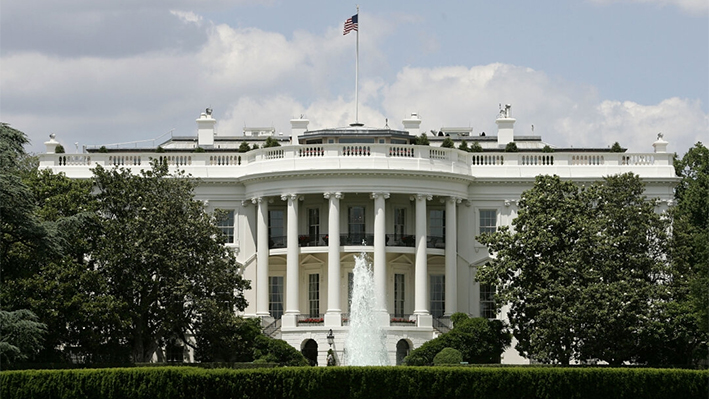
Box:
194 304 261 362
253 335 309 366
263 137 281 148
433 347 463 365
441 137 455 148
477 174 669 365
458 141 469 152
470 142 483 153
415 133 430 146
91 160 250 362
0 309 47 364
404 313 510 365
504 142 518 152
238 142 251 153
542 145 554 153
610 142 623 152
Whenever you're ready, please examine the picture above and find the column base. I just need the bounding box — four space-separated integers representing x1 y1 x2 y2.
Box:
416 314 433 328
281 313 298 328
324 312 342 327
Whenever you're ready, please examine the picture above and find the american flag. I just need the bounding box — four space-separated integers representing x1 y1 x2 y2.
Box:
343 14 358 35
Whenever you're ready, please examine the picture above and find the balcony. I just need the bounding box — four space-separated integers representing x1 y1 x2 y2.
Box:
297 314 324 326
270 234 446 249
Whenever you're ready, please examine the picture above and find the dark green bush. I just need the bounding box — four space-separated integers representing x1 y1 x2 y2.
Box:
441 137 455 148
2 366 706 399
504 142 518 152
433 347 463 365
470 141 483 152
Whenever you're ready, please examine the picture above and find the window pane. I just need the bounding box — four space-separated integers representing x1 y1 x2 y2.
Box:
216 210 235 244
429 210 445 239
430 275 445 318
394 273 405 317
348 206 366 244
309 274 320 317
308 208 320 242
394 208 406 240
269 276 284 319
480 284 496 319
479 210 497 234
269 210 285 247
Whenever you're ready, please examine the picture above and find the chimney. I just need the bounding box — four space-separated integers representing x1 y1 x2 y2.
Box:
402 112 422 136
290 116 309 145
197 108 216 147
496 104 515 146
44 133 60 154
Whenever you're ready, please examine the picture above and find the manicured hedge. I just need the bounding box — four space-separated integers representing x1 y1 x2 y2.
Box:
2 366 707 399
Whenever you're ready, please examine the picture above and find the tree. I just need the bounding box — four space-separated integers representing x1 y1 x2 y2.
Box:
415 133 430 146
470 142 483 153
194 304 261 362
477 174 669 365
404 313 510 365
610 142 623 152
264 137 281 148
238 142 251 153
91 160 250 362
441 137 455 148
504 142 518 152
458 141 469 152
253 335 309 366
0 309 47 364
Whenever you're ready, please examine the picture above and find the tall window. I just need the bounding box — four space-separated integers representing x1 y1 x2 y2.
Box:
216 210 235 244
394 208 406 240
394 273 405 317
430 275 445 318
268 209 285 247
269 276 284 319
480 284 496 319
429 209 445 239
308 274 320 317
479 210 497 234
348 206 365 244
308 208 320 243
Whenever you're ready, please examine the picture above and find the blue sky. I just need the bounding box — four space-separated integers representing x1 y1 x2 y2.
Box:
1 0 707 154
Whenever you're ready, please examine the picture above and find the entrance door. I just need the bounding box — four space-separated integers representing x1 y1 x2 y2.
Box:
301 339 318 366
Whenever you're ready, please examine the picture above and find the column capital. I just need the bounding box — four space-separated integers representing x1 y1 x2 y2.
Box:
251 197 262 205
441 196 462 204
324 192 344 200
504 199 519 207
370 192 390 200
281 194 300 202
411 194 433 202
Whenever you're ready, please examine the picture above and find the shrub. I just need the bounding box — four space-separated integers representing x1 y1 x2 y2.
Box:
98 146 108 153
441 137 455 148
264 137 281 148
415 133 430 146
54 144 65 154
458 141 469 152
433 347 463 365
253 335 308 367
470 142 484 152
504 142 518 152
610 142 623 152
156 146 165 153
193 147 206 153
542 145 554 153
238 142 251 153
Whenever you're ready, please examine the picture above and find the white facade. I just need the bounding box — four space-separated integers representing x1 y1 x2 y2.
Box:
40 108 676 366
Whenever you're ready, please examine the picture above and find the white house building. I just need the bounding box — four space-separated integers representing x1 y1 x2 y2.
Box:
39 105 677 366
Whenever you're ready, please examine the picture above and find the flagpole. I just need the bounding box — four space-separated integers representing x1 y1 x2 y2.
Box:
355 5 359 125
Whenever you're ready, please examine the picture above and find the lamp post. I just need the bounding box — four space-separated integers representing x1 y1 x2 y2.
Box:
327 329 334 347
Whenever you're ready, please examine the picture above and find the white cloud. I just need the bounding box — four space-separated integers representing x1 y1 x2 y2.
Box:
589 0 708 15
170 10 203 26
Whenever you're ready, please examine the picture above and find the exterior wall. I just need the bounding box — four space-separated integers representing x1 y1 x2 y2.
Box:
40 142 677 365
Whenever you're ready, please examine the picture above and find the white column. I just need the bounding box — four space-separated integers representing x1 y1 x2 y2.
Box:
254 197 270 317
372 192 390 326
413 194 431 317
444 197 460 316
283 194 300 327
324 192 343 327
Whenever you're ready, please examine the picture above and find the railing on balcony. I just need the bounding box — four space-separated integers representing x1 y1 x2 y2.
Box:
385 234 416 247
297 314 324 326
269 236 287 249
390 314 417 327
298 234 329 247
263 318 281 338
427 235 445 249
340 233 375 246
433 316 452 334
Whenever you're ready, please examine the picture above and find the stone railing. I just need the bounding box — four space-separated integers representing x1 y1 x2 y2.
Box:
40 145 675 179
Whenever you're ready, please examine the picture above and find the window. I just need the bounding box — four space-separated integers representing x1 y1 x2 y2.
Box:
394 273 405 317
429 209 445 239
430 275 445 318
479 210 497 234
269 209 285 248
480 284 496 319
216 210 235 243
394 208 406 240
308 208 320 243
269 276 284 319
348 206 366 244
309 274 320 317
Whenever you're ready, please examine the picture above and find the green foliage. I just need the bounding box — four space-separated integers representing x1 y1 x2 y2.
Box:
0 309 47 363
264 137 281 148
238 142 251 153
470 141 483 152
610 142 623 152
405 313 510 366
458 140 469 152
477 174 670 365
542 145 554 153
195 308 261 362
1 367 707 399
504 142 518 152
252 143 260 150
433 347 462 365
193 147 206 153
441 137 455 148
91 160 250 362
415 133 430 146
98 146 108 153
156 146 165 153
54 144 65 154
254 335 309 366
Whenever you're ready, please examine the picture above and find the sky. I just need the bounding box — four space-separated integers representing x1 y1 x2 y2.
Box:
1 0 707 155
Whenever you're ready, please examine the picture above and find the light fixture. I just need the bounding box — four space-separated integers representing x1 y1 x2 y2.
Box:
327 329 334 347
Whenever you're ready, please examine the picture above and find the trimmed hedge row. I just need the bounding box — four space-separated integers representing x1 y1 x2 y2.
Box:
2 366 707 399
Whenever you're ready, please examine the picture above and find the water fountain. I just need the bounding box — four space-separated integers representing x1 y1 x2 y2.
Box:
344 252 389 366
